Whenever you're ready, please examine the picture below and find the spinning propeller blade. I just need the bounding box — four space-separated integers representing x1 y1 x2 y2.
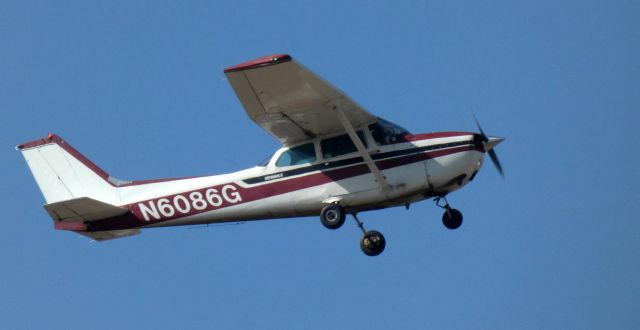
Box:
473 114 505 178
487 148 504 177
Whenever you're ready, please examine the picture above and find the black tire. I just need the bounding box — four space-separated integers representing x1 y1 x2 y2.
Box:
320 204 346 230
442 208 463 230
360 230 386 256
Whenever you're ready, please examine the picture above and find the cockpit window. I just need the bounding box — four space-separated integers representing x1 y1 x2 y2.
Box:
321 131 367 159
369 118 411 145
275 143 316 167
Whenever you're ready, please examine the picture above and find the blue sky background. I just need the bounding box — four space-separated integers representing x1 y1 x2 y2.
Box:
2 1 639 329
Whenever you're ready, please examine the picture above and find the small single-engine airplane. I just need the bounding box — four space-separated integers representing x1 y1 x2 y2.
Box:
18 54 504 256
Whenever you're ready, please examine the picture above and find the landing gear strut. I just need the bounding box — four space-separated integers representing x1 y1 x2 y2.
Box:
435 196 463 230
353 214 386 256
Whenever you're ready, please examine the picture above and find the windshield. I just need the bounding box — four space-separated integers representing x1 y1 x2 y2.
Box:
368 118 411 145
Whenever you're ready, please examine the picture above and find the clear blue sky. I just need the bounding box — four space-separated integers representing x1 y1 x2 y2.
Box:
2 1 639 329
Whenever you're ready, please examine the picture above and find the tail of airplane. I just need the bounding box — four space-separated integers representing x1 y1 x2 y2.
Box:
17 134 139 241
17 134 121 205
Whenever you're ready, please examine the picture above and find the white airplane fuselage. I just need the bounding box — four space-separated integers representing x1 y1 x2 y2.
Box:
18 130 490 238
78 131 484 232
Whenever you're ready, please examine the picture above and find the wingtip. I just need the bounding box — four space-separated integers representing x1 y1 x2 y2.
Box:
223 54 292 73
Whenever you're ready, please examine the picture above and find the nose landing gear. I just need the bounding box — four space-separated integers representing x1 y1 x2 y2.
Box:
435 196 463 230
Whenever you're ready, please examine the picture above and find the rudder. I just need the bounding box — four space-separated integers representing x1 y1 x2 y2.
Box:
17 134 120 205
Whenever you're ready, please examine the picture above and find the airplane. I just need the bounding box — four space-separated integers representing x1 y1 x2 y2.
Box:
17 54 504 256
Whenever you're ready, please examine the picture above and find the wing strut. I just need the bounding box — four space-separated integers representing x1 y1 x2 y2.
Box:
334 99 391 192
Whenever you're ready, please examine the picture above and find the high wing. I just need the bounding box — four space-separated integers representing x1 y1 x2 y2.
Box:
224 54 391 191
224 54 377 145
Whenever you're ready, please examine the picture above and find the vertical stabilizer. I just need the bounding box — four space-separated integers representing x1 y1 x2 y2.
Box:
17 134 120 205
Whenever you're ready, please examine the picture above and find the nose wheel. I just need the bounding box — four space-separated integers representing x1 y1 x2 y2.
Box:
435 196 463 230
442 208 463 229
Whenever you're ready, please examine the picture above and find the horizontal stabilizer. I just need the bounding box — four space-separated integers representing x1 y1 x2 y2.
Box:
76 229 140 241
44 197 128 223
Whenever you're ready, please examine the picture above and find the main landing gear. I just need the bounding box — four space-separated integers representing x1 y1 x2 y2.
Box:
320 204 386 256
320 204 346 229
435 196 463 230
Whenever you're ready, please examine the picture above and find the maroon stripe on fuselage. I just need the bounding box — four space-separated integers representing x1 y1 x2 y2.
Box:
87 144 477 232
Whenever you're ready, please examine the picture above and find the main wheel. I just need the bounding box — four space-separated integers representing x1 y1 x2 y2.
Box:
442 208 463 230
360 230 386 256
320 204 346 229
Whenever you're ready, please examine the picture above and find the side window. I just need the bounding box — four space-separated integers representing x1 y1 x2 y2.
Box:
275 143 316 167
321 131 368 159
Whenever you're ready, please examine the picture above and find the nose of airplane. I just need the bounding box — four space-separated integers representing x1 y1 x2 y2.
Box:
484 136 505 152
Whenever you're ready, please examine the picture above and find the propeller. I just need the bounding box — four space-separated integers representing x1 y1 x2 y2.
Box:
473 114 505 178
